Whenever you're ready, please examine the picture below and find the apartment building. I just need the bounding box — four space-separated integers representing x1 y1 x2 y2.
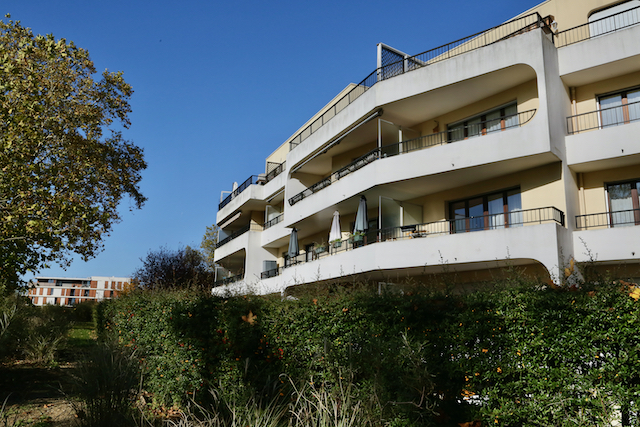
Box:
28 276 130 306
213 0 640 295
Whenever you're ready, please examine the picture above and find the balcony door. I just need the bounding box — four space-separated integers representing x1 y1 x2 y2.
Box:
599 87 640 128
450 189 522 233
607 180 640 226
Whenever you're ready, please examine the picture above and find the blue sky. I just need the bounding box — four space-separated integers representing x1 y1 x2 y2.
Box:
5 0 544 280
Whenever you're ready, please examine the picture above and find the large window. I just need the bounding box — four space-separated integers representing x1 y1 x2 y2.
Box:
607 179 640 226
589 0 640 37
599 87 640 128
447 103 518 141
450 189 522 233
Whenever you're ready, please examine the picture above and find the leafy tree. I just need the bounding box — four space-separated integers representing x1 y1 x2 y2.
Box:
0 16 146 290
132 246 214 290
200 224 219 270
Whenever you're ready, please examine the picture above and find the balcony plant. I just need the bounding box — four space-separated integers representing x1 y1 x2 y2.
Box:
330 238 342 249
314 242 327 255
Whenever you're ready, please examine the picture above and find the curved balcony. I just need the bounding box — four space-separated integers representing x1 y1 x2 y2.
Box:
289 109 537 206
288 12 550 152
263 206 564 279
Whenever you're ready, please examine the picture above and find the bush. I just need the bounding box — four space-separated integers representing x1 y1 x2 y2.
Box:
96 278 640 426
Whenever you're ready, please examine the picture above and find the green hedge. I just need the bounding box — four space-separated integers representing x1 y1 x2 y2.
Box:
97 281 640 425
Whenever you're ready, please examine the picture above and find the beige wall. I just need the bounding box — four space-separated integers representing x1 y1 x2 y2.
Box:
574 70 640 114
412 162 565 223
417 80 538 136
331 141 377 172
524 0 631 32
580 164 640 213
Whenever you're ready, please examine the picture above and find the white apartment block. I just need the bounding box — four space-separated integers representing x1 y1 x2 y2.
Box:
213 0 640 295
28 276 130 306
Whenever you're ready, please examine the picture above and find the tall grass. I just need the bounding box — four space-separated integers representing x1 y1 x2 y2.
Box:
71 342 142 427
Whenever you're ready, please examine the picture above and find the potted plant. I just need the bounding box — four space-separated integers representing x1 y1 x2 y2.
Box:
330 238 342 249
314 242 327 255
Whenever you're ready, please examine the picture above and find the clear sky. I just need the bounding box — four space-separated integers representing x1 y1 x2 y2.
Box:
5 0 544 280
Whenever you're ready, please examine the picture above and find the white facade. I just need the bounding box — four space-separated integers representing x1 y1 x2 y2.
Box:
213 0 640 295
28 276 130 306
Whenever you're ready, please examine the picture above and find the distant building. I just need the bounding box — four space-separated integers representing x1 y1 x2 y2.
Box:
213 0 640 295
28 276 130 306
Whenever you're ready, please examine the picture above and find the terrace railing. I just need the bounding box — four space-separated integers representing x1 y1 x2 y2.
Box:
260 207 564 279
215 223 263 249
263 213 284 230
214 274 242 287
265 161 286 183
219 175 259 210
288 13 551 151
567 100 640 134
289 109 536 206
576 208 640 230
219 162 286 211
556 5 640 47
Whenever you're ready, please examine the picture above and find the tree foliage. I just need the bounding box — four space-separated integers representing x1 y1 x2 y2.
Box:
132 246 214 291
0 16 146 289
200 224 219 270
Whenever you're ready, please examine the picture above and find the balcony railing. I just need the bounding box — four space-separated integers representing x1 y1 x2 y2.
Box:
218 163 286 211
215 223 262 249
288 13 551 151
576 208 640 230
214 274 242 287
556 5 640 48
289 109 536 206
260 207 564 279
219 175 260 210
265 161 286 183
263 213 284 230
567 100 640 134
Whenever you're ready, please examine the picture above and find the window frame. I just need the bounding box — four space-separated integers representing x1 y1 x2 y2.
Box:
449 188 522 233
606 178 640 226
597 85 640 127
447 102 518 141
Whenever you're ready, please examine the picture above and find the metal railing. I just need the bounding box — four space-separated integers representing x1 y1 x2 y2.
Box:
289 13 550 151
567 100 640 134
576 208 640 230
219 175 260 210
214 274 241 287
263 213 284 230
288 109 536 206
265 161 286 183
259 207 564 278
215 223 262 249
556 5 640 48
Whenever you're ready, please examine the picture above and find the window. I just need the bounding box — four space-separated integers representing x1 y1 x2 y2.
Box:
447 103 518 141
450 189 522 233
599 87 640 128
305 244 314 262
589 0 640 37
69 289 75 296
84 289 90 297
607 179 640 226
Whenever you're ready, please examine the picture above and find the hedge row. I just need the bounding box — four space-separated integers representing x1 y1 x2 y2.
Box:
97 279 640 426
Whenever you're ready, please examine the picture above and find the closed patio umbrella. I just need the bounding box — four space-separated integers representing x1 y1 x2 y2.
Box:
288 228 299 262
329 211 342 242
354 196 369 234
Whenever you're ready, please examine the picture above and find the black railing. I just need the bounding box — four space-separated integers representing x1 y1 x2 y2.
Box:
567 100 640 134
219 175 259 210
214 274 241 287
289 109 536 206
265 161 285 183
576 208 640 230
289 13 550 151
261 266 281 279
258 207 564 278
215 223 262 249
556 5 640 48
263 213 284 230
